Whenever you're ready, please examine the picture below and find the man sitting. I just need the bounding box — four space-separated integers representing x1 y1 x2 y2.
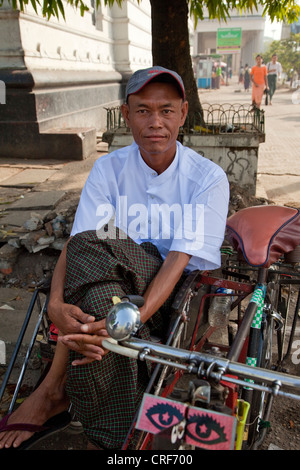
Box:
0 66 229 450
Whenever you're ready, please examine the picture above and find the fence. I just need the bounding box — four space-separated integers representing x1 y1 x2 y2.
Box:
104 103 265 136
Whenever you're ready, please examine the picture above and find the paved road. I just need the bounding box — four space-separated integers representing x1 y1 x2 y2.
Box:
199 81 300 207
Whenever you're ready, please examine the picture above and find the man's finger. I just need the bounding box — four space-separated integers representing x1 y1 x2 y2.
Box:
72 357 98 366
59 333 102 346
58 333 109 354
69 305 95 324
80 320 108 335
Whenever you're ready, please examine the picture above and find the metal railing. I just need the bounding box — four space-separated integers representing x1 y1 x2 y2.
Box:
104 103 265 135
185 103 265 135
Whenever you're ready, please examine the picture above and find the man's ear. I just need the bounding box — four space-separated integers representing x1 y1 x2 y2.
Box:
180 100 189 126
121 103 130 128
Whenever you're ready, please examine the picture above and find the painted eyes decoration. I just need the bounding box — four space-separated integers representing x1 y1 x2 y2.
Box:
145 402 227 446
185 413 227 445
146 403 183 430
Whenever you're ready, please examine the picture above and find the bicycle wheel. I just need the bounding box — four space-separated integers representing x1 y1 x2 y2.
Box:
245 315 272 448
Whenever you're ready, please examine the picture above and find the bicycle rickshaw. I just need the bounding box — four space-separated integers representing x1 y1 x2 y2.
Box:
1 204 300 450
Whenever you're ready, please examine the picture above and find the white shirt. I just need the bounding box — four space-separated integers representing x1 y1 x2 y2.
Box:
267 61 282 76
71 141 229 272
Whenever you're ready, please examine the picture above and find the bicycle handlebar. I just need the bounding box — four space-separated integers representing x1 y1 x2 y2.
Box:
102 336 300 401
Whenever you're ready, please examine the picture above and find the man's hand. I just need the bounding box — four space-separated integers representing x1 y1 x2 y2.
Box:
58 318 110 366
47 239 111 365
47 299 95 335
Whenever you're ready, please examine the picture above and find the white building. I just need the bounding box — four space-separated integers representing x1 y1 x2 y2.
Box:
193 7 266 74
0 0 153 159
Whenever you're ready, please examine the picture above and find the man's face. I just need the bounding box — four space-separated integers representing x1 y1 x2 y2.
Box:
121 81 188 166
256 56 262 66
272 55 277 63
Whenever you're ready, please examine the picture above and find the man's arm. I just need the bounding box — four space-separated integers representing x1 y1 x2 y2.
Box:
265 73 269 89
47 239 97 335
59 250 191 365
139 251 191 324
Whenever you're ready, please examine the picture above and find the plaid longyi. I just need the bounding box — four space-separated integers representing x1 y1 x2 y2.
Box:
64 230 175 449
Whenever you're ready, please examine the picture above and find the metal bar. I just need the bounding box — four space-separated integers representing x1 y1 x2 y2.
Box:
119 337 300 390
199 273 254 294
283 289 300 362
0 289 39 403
227 301 259 362
105 337 300 399
8 298 47 412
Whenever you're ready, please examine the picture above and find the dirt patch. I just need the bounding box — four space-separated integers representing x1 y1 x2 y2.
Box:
261 390 300 450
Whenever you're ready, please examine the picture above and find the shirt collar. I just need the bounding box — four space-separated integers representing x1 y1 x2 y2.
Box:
136 142 179 183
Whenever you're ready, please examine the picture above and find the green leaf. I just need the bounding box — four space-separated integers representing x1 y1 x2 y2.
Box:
57 0 66 19
4 0 300 28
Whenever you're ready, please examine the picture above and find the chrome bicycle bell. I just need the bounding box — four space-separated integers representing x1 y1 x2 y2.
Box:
106 298 141 341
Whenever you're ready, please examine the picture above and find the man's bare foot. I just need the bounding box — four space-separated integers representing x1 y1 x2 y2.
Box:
0 381 69 449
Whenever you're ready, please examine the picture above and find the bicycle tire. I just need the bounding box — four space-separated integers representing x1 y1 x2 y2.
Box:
245 317 271 448
245 278 282 448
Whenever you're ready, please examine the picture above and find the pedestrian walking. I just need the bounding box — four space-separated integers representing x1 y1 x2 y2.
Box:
250 55 268 108
238 65 244 85
266 54 282 105
216 63 222 89
244 64 250 92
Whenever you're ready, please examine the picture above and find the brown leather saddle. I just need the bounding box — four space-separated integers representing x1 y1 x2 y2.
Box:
226 205 300 268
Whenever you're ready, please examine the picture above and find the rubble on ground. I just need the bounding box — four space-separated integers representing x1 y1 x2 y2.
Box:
228 182 271 216
0 184 272 284
0 195 79 282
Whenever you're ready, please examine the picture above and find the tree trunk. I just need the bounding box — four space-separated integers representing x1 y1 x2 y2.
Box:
150 0 202 124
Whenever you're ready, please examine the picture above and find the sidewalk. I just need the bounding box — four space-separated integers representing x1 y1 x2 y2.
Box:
199 80 300 206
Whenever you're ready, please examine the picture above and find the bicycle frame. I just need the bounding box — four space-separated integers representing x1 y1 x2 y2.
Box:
103 257 300 450
102 301 300 452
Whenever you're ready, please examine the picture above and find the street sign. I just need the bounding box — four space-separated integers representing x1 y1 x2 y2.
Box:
217 28 242 54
